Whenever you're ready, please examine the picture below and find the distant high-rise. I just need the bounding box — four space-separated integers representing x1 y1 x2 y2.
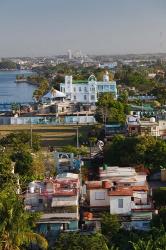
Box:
68 49 72 60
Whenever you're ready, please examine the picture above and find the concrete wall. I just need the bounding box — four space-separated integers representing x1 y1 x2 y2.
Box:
133 191 147 204
89 188 110 207
110 196 132 214
0 115 96 125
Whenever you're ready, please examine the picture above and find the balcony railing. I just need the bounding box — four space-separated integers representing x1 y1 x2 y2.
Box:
131 204 153 210
41 212 79 219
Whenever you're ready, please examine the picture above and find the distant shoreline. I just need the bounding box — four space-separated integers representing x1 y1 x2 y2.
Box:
15 79 39 86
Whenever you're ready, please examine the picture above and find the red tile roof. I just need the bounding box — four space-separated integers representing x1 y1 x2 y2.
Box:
86 181 103 189
132 186 148 192
109 188 133 196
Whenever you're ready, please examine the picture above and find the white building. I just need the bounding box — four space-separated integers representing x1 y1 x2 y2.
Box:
24 173 80 239
60 72 117 104
41 87 66 105
85 167 153 231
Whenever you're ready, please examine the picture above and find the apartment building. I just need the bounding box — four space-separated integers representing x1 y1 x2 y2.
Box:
85 167 153 231
24 173 80 241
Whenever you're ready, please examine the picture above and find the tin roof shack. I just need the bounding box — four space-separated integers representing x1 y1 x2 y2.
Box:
85 167 153 231
24 173 80 242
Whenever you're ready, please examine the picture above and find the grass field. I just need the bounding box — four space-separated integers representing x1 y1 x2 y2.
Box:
0 124 91 149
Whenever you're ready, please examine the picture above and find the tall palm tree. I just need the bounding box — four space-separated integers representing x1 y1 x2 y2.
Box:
0 185 48 250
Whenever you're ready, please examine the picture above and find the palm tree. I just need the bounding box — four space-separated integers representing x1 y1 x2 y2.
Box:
0 185 48 250
130 240 153 250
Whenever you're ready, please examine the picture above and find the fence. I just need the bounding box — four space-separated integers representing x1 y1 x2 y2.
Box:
0 116 96 125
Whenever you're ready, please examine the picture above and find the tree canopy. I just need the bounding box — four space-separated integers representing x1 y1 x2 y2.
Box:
0 185 48 250
96 93 128 124
104 135 166 169
55 232 109 250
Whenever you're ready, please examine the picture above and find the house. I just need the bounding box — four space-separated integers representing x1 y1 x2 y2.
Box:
84 167 153 231
60 72 117 104
127 115 166 138
24 173 80 242
41 87 66 105
127 115 140 136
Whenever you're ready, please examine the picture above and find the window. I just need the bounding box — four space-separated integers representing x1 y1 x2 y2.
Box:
74 95 76 100
98 85 103 91
79 87 82 92
95 192 105 200
84 95 87 100
73 87 76 92
103 85 109 91
84 87 87 92
91 95 95 100
118 199 123 208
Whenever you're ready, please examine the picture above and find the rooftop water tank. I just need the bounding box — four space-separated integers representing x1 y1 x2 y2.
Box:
102 180 112 189
150 117 155 123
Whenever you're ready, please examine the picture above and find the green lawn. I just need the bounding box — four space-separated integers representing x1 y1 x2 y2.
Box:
0 124 91 149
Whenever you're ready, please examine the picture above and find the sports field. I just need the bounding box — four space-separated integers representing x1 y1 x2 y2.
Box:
0 124 90 148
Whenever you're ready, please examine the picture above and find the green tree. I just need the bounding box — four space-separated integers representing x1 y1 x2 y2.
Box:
55 232 109 250
96 93 127 124
103 135 166 169
145 140 166 168
62 145 88 156
101 213 120 240
152 188 166 208
0 131 41 152
149 85 166 105
130 239 154 250
0 60 17 70
0 152 15 189
104 135 139 166
11 149 33 176
0 186 48 250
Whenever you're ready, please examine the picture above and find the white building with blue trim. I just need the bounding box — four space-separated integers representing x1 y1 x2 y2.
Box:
60 72 117 104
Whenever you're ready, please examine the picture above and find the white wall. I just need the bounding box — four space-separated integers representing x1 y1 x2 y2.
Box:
89 189 110 207
110 196 132 214
133 191 147 204
159 120 166 137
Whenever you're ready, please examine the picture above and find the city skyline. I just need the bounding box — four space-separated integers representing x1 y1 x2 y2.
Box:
0 0 166 57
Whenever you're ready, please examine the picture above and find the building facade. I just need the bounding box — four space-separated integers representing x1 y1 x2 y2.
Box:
84 167 154 231
60 73 117 104
24 173 80 243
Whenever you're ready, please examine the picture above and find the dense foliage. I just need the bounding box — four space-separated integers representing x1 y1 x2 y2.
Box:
96 93 129 124
104 135 166 169
0 185 48 250
54 232 109 250
0 60 17 70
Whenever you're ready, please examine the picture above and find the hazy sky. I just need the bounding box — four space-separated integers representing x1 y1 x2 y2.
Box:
0 0 166 57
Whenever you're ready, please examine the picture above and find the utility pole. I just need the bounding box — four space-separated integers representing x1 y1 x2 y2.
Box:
76 122 79 148
30 117 32 149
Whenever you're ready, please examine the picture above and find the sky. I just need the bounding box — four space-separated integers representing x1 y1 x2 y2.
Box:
0 0 166 57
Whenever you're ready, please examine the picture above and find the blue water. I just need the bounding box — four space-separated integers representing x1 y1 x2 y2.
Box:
0 70 36 104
